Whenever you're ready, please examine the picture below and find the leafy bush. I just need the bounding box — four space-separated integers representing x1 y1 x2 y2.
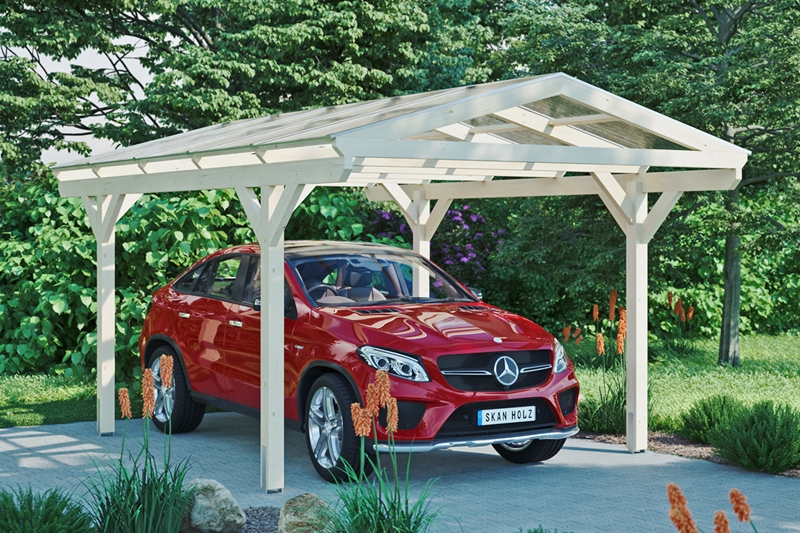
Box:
678 395 744 444
0 486 93 533
577 365 626 434
709 400 800 473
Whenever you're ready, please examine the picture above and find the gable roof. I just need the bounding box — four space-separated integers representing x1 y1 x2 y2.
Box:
54 73 748 197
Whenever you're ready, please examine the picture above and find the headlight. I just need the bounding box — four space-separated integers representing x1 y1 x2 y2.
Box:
357 346 430 382
554 339 569 373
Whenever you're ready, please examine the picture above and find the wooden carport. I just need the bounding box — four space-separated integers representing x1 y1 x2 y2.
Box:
53 73 748 492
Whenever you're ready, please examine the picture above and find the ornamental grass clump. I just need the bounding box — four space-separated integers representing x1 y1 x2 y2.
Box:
324 370 439 533
86 355 194 533
0 486 94 533
708 400 800 474
666 484 761 533
678 395 744 445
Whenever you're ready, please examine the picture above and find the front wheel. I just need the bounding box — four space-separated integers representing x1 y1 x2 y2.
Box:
492 438 566 464
305 374 372 483
148 345 205 434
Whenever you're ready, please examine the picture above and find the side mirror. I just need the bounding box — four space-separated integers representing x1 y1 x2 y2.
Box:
468 287 483 300
253 298 261 311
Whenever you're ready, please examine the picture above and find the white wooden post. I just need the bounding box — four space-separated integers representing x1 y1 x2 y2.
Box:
592 172 682 453
411 190 431 297
82 193 140 435
380 185 452 296
625 181 648 453
236 184 306 493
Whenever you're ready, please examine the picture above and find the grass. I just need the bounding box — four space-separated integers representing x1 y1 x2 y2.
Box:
571 334 800 434
0 374 143 428
0 334 797 434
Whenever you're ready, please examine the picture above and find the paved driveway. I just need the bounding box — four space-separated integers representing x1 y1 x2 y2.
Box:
0 412 797 532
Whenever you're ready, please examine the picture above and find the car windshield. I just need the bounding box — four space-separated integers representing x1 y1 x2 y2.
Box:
287 250 476 307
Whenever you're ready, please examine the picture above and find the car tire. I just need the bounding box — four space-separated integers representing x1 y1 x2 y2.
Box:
148 345 205 434
305 373 373 483
492 438 566 464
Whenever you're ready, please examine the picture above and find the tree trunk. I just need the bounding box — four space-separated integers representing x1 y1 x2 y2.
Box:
718 189 741 366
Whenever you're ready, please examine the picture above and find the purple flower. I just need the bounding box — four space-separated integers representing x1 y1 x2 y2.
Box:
460 257 469 263
470 214 478 222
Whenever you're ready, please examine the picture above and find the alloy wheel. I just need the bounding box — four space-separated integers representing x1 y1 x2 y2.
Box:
150 357 175 424
307 386 344 469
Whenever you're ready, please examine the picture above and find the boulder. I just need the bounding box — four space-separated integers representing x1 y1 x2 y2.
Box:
277 493 328 533
182 478 247 533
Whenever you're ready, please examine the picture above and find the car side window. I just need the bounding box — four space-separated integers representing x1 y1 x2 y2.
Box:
242 256 260 304
240 256 298 319
174 264 206 293
209 257 243 299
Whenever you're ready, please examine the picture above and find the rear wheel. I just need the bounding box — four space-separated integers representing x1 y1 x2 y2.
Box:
305 374 372 483
492 438 566 464
148 345 205 434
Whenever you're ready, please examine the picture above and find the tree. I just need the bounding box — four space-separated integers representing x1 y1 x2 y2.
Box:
0 0 495 170
499 0 800 365
0 0 500 378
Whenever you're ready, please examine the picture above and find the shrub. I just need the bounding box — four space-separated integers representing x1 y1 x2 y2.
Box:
0 486 93 533
709 400 800 473
578 365 626 434
678 395 744 445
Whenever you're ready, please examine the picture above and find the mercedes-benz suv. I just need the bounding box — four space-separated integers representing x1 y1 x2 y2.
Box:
138 241 579 481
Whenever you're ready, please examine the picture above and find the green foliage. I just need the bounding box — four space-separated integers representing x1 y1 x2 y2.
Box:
709 400 800 474
678 395 744 445
0 169 252 383
0 486 94 533
287 188 369 242
577 364 626 435
0 0 496 170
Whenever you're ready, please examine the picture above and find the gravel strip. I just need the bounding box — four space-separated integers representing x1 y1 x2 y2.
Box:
575 430 800 478
241 506 281 533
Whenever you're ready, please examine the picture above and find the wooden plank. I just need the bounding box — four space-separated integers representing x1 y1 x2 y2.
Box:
59 158 349 197
548 114 615 126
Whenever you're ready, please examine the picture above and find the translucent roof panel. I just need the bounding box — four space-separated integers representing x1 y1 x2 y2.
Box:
60 77 539 168
521 95 688 150
573 121 687 150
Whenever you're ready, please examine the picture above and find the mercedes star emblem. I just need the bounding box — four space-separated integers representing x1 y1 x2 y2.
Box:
493 355 519 387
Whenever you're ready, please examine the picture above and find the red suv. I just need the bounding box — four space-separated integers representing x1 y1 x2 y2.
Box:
138 241 579 481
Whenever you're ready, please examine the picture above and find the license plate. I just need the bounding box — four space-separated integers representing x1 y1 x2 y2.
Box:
477 405 536 426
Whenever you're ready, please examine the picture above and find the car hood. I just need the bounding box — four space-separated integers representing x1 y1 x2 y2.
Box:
320 302 554 358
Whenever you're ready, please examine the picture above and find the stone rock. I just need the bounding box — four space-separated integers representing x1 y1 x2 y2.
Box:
182 478 247 533
277 493 328 533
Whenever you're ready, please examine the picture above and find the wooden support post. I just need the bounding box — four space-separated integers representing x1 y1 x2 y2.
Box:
380 185 452 296
236 184 306 493
593 173 684 453
625 181 648 453
81 193 140 436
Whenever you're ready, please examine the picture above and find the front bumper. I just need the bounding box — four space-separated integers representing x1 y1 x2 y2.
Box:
373 425 579 453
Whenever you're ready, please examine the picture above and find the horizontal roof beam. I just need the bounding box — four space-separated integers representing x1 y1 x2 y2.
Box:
362 169 740 201
58 158 349 197
336 138 749 170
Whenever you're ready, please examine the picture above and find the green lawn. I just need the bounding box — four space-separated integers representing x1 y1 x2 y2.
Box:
0 334 797 432
572 334 800 433
0 374 142 428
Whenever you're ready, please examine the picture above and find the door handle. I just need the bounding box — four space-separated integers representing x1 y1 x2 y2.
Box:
178 313 190 319
229 320 243 328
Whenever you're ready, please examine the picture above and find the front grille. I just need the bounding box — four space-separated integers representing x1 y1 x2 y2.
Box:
355 308 402 315
558 388 577 415
378 401 426 431
436 398 556 439
437 350 551 391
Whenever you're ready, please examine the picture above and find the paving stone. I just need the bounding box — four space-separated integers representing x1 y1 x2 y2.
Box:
0 412 797 532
